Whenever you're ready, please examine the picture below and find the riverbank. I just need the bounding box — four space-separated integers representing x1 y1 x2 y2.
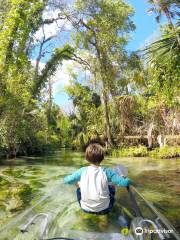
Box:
1 145 180 161
110 145 180 159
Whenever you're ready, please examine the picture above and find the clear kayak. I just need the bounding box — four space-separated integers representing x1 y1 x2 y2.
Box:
0 185 179 240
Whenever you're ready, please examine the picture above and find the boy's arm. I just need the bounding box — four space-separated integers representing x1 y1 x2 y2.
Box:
64 167 86 184
104 168 132 187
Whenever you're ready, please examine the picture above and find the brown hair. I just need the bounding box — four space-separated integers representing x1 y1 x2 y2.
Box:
85 143 104 165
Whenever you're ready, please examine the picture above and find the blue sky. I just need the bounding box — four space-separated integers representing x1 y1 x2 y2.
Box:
53 0 162 111
127 0 160 50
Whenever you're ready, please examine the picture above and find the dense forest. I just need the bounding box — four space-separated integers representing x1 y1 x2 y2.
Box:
0 0 179 158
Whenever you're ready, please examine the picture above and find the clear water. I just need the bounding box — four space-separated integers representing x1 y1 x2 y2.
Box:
0 150 179 239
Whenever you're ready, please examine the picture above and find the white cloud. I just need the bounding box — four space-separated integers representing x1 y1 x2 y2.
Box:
51 58 91 95
43 7 60 20
30 58 79 93
60 101 74 115
31 59 74 92
52 60 74 94
31 50 92 112
51 59 76 113
31 60 45 71
34 7 72 41
138 28 161 50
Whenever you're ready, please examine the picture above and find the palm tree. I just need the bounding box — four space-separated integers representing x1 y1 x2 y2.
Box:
144 19 180 59
147 0 180 27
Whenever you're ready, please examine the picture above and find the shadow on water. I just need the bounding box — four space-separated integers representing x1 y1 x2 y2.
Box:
0 150 180 238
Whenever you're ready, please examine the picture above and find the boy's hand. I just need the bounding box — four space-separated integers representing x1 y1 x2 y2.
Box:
126 178 133 186
120 175 133 186
76 182 80 188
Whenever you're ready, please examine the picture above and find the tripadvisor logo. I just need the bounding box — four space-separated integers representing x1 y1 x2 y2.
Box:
135 227 143 235
134 227 174 235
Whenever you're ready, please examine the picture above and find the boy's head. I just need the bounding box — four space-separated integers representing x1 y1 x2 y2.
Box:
85 143 104 165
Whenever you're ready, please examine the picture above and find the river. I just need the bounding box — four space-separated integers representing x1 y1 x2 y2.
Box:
0 150 179 239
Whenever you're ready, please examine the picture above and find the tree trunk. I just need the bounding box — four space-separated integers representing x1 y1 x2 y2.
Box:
47 78 53 138
163 7 180 47
157 134 166 148
90 29 113 146
147 123 154 149
102 90 113 146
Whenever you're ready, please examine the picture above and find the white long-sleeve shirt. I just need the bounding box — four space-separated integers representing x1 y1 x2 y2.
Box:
80 166 109 212
64 165 131 212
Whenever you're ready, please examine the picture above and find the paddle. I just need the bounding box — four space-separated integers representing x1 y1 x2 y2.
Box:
113 164 143 218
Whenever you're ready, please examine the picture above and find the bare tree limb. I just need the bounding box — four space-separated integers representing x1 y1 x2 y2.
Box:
43 15 67 25
34 25 56 77
71 52 91 70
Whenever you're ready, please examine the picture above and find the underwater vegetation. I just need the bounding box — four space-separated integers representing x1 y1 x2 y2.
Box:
133 169 180 232
0 151 179 234
0 167 44 227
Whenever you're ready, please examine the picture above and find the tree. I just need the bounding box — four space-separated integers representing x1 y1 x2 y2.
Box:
69 0 135 146
147 0 180 45
0 0 74 156
33 45 74 97
142 29 180 147
66 81 102 148
144 21 180 60
147 0 180 26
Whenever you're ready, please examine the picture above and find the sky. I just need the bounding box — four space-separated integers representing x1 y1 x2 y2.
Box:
127 0 160 50
39 1 163 113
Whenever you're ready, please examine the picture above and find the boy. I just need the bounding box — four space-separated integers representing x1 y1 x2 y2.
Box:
64 143 132 215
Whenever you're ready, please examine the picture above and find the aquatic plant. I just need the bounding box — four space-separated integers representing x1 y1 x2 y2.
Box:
111 145 148 157
0 170 33 214
110 145 180 159
149 146 180 159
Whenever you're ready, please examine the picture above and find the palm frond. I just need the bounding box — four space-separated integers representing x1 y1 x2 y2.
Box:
155 15 161 23
143 27 180 62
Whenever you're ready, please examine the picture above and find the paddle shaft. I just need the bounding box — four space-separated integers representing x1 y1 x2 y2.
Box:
113 165 143 217
127 186 143 218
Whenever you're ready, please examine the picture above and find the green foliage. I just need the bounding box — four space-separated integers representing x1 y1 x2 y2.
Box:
34 45 74 96
147 0 180 25
65 0 180 149
144 23 180 105
66 81 103 149
150 146 180 159
0 0 179 156
0 1 73 157
111 146 180 159
73 0 135 146
145 25 180 61
57 114 71 147
75 0 135 49
112 95 146 136
111 145 148 157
